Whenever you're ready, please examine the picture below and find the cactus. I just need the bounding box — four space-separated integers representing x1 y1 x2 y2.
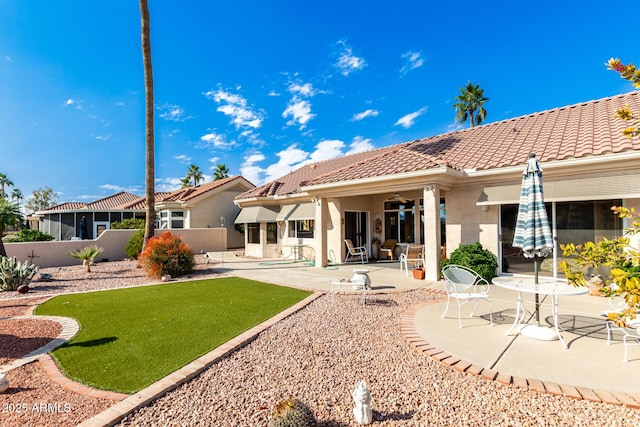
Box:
0 256 39 291
269 398 317 427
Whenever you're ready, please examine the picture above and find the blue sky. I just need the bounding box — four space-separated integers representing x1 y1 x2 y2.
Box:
0 1 636 205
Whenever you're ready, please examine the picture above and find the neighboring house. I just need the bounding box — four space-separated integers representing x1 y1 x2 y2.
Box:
36 176 255 248
234 91 640 281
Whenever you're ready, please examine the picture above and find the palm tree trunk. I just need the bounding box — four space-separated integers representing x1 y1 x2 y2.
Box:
140 0 155 250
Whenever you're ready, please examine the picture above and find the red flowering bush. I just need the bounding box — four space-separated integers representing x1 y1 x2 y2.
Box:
138 231 195 279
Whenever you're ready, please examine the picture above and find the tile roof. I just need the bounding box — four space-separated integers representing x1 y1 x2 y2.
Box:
238 91 640 196
85 192 141 210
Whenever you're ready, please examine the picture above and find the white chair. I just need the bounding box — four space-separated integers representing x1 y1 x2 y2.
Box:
441 264 493 328
344 239 367 264
604 296 640 362
606 319 640 362
399 244 424 275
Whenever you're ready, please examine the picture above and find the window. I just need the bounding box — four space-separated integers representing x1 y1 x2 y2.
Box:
247 223 260 244
267 222 278 244
288 220 314 238
158 210 184 229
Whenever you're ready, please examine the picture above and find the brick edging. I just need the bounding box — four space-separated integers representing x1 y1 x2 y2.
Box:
401 291 640 410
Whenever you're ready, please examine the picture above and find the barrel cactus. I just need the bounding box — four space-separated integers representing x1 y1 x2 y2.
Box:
0 256 39 291
269 398 317 427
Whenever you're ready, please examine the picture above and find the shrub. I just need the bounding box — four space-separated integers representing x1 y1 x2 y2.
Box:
69 245 104 272
5 229 55 242
125 228 145 259
0 256 39 291
111 218 145 229
441 242 498 282
138 231 195 279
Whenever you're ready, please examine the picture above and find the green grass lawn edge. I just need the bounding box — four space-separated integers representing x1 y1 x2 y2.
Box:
34 277 311 394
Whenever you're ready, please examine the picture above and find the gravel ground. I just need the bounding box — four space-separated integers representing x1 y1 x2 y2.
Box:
2 256 640 426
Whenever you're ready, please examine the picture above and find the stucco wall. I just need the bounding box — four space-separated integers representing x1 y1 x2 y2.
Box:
5 228 227 268
444 185 500 259
187 186 245 249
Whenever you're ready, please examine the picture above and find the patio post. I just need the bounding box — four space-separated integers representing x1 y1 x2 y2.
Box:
423 184 441 281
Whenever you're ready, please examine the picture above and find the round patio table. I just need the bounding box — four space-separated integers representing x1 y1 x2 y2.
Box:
492 276 588 349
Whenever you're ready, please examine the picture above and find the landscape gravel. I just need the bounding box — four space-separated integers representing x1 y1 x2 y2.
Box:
1 256 640 426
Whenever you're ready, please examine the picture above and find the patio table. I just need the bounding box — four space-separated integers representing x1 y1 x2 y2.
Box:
282 244 307 261
492 276 588 348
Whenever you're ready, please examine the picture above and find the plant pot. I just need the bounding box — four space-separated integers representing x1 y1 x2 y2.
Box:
412 267 425 280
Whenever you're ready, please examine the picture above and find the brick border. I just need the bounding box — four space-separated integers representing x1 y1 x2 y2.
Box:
401 292 640 410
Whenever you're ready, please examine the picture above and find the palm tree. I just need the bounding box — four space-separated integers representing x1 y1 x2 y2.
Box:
186 164 204 186
11 188 23 204
140 0 155 250
213 163 230 181
179 176 191 188
452 81 489 128
0 173 14 199
0 199 22 257
69 245 104 272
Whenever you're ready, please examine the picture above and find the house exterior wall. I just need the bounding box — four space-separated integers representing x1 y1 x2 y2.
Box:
187 186 245 248
444 184 500 260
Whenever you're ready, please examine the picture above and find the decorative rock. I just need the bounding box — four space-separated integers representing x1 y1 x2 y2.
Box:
352 380 372 425
17 284 30 294
161 274 172 282
0 372 9 393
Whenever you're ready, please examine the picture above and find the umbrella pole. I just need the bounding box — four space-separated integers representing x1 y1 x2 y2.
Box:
534 255 540 326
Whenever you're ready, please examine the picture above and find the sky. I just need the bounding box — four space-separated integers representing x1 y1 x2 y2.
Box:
0 0 637 206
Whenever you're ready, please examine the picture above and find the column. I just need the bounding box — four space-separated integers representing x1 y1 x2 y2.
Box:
423 184 441 281
315 197 328 268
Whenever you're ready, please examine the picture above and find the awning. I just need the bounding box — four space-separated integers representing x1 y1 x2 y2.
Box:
276 203 316 221
478 173 640 205
234 206 280 223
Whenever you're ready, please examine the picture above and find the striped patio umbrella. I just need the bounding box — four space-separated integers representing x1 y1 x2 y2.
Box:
512 153 554 324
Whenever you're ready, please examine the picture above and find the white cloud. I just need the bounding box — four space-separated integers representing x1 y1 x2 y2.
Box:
309 139 345 162
200 131 236 149
268 90 280 97
158 103 192 122
350 109 379 121
64 98 84 110
335 39 366 76
99 183 143 194
400 51 424 75
95 135 111 141
154 177 182 193
394 107 428 129
204 88 264 129
283 98 315 129
174 154 191 164
240 153 267 185
288 82 315 97
346 136 375 154
208 157 220 164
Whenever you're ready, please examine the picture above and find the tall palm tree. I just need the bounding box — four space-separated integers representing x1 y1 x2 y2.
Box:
452 81 489 128
140 0 155 250
186 164 204 186
11 188 23 205
0 199 22 257
213 163 230 181
0 173 14 199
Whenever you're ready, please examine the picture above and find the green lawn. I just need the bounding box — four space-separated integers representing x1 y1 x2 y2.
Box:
35 277 311 393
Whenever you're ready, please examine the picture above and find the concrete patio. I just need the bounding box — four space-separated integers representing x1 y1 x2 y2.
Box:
213 251 640 396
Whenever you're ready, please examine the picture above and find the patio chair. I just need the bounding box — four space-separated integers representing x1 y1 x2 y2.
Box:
379 239 398 261
399 244 424 275
606 319 640 362
344 239 367 264
441 264 493 328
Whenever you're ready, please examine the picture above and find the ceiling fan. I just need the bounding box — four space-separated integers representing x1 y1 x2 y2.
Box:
385 193 408 203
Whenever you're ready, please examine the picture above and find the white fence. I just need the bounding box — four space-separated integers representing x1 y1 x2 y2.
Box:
4 228 227 268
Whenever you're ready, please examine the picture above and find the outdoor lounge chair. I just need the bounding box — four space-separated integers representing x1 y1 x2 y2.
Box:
441 264 493 328
379 239 398 261
399 244 424 275
344 239 367 264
